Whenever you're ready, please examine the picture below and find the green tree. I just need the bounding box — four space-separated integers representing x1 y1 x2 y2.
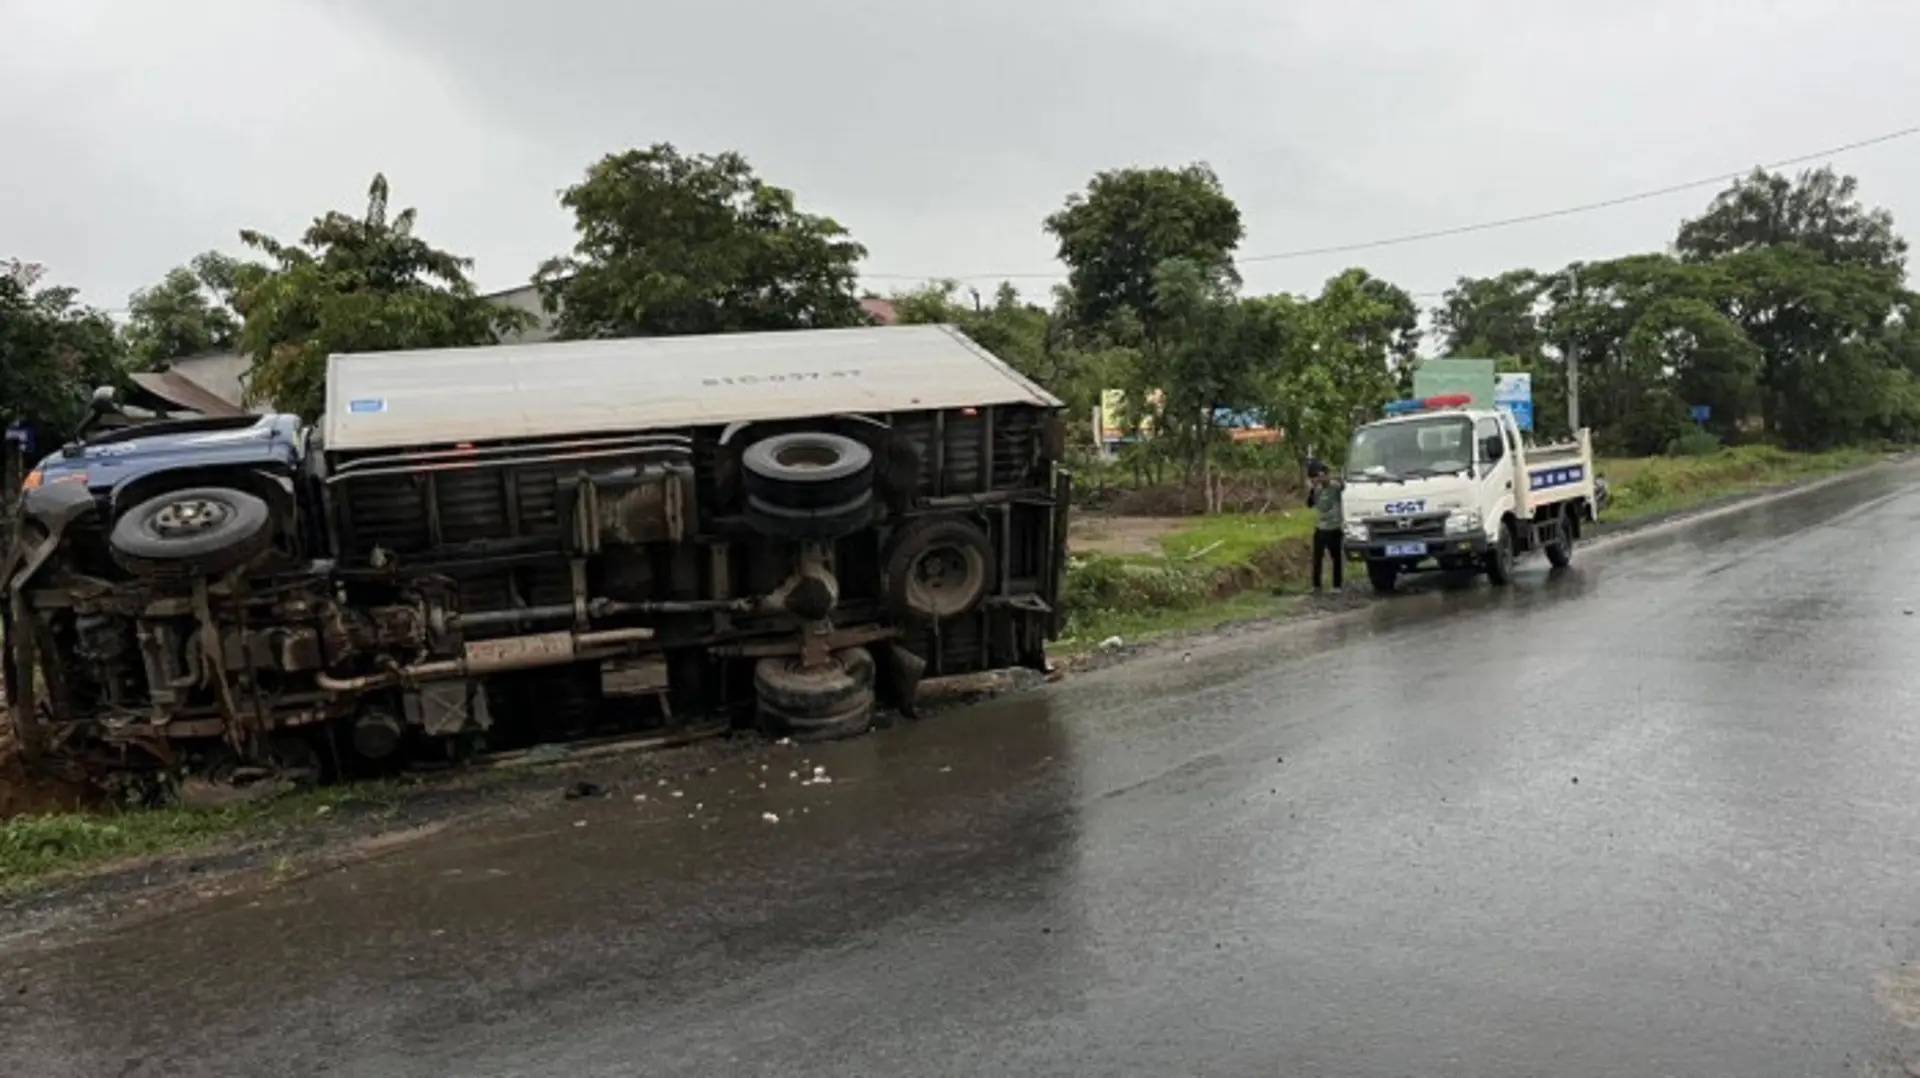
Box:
1677 168 1908 442
123 252 260 370
1622 296 1762 444
1435 270 1548 360
1139 259 1291 494
0 265 126 432
537 144 868 339
1717 243 1907 448
1044 164 1244 340
888 279 1117 419
1677 166 1906 273
236 174 528 420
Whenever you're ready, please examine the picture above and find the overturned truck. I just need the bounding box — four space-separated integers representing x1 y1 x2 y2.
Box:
2 325 1070 780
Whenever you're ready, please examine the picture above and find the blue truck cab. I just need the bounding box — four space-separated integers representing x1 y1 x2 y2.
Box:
17 409 320 575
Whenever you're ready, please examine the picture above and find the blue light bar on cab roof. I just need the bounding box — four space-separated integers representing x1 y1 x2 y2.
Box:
1382 394 1473 416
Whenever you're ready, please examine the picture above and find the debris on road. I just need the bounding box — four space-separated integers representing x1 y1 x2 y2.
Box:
761 812 781 824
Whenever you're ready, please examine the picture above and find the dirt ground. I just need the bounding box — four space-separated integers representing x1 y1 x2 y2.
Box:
0 728 95 820
1066 515 1187 557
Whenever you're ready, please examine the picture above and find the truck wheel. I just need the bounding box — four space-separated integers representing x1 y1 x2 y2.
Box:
754 646 876 716
1544 509 1575 568
755 646 877 741
1366 561 1398 594
742 432 874 511
1485 524 1516 586
759 691 876 742
883 517 993 623
110 486 273 577
745 490 875 541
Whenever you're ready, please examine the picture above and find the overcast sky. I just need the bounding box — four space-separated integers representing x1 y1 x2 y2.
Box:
5 0 1919 316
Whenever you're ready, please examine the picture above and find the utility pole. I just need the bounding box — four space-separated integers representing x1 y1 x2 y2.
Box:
1565 266 1582 433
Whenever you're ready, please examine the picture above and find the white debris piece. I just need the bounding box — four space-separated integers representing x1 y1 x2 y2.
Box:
815 777 833 785
633 794 647 803
812 766 827 778
762 812 781 824
573 820 587 828
776 738 793 746
788 771 799 780
670 790 685 799
1098 635 1124 650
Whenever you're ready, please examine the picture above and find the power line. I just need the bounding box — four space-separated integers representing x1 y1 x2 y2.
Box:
859 124 1920 284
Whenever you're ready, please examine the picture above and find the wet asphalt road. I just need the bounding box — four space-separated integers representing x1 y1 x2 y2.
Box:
10 467 1920 1076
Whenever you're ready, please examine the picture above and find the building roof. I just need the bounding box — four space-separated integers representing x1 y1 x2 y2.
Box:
127 368 248 417
322 324 1061 453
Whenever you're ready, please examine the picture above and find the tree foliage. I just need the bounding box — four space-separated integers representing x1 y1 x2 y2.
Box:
537 144 869 340
123 252 259 370
886 280 1115 420
236 174 529 420
1045 164 1244 340
0 265 125 432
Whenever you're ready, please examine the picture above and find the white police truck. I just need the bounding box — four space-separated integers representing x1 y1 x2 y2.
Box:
1339 395 1598 593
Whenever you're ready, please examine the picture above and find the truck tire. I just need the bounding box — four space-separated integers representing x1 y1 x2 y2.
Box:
882 517 993 623
745 490 874 541
110 486 273 577
1366 560 1398 594
758 690 875 742
742 432 874 511
754 646 876 716
1544 508 1574 568
1485 523 1516 586
755 647 877 741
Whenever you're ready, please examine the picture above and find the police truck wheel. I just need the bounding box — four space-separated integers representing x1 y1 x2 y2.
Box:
1486 525 1516 586
1366 560 1398 594
1544 509 1574 568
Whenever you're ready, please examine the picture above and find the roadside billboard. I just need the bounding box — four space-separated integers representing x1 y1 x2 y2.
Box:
1494 372 1533 432
1412 358 1496 408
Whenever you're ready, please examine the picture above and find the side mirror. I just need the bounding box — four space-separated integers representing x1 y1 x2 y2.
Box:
1481 435 1505 462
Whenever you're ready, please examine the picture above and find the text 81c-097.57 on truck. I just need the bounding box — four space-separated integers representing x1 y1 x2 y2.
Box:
0 325 1070 785
1339 395 1599 593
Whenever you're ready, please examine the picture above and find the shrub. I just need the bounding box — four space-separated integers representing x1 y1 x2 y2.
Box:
1665 429 1722 457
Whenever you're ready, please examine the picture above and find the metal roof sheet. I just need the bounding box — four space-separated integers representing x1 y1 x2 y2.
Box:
321 324 1062 453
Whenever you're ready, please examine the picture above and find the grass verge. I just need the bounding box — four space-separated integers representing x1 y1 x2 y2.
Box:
1058 445 1880 654
0 781 403 890
1595 445 1871 522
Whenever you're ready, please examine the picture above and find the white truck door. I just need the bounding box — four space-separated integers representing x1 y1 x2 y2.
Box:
1474 415 1515 523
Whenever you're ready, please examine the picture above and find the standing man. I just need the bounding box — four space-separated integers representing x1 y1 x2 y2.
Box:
1306 459 1344 594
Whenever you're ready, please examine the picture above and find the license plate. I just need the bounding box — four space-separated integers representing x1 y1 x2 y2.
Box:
1384 542 1428 558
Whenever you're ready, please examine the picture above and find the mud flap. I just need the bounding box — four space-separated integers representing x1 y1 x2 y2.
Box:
875 644 927 720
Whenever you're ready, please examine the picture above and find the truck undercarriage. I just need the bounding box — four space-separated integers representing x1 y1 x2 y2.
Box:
3 328 1070 794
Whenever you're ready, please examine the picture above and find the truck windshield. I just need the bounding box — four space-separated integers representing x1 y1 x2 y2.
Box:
1346 416 1474 481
